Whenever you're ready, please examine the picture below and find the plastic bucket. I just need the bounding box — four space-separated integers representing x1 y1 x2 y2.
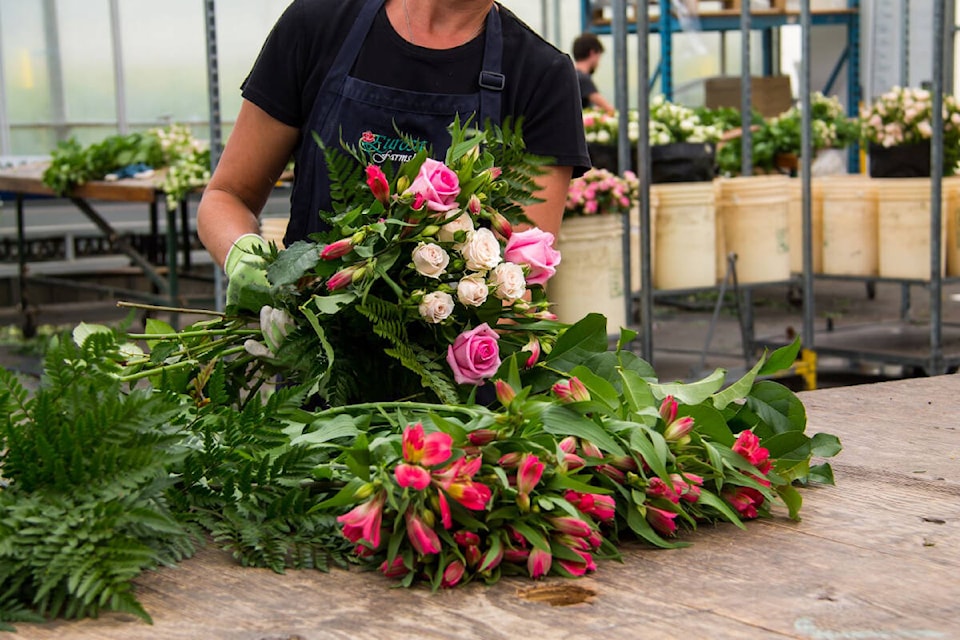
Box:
787 178 824 273
716 175 791 284
946 177 960 276
875 178 947 279
628 192 657 292
651 181 717 289
260 217 288 249
820 175 878 276
552 214 628 333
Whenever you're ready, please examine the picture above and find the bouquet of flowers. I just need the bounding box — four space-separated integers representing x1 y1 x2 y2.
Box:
0 119 841 629
564 167 639 218
773 92 861 153
649 96 724 146
861 86 960 174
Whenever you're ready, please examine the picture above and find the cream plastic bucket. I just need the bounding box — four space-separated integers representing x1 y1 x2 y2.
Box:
716 175 791 284
260 217 289 249
875 178 947 279
944 177 960 276
820 175 878 276
787 178 824 273
628 193 657 292
552 214 628 333
650 181 717 289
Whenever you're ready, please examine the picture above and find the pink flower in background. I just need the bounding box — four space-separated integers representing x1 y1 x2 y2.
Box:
646 505 678 536
337 491 386 549
365 164 390 205
446 323 501 385
404 157 460 211
517 454 544 496
405 510 441 555
527 548 552 579
401 423 453 466
394 463 431 490
503 228 561 285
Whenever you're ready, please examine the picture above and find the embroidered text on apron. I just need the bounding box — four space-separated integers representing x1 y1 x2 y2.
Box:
285 0 504 245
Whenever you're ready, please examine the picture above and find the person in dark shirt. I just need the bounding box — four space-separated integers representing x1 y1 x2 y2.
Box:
572 31 615 115
198 0 590 296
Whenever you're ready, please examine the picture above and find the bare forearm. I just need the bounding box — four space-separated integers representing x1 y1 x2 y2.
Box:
197 189 263 268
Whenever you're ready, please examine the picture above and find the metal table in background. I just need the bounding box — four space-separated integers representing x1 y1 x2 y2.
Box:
0 162 194 331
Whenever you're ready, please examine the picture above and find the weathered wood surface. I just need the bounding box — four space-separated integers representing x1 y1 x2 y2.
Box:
0 163 163 203
12 375 960 639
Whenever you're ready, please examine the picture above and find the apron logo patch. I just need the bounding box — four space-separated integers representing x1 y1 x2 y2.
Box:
359 130 428 165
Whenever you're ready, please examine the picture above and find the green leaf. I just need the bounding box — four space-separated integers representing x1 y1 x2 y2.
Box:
758 337 801 376
623 422 670 480
682 404 734 446
625 505 687 549
619 369 657 422
744 381 807 435
546 314 608 368
540 405 625 456
649 368 726 406
72 322 112 348
268 240 320 286
807 462 836 485
776 484 804 520
569 365 621 411
510 521 550 552
308 292 358 316
760 431 810 459
712 356 764 410
696 489 747 529
291 415 361 446
478 534 503 572
312 477 369 510
810 432 842 458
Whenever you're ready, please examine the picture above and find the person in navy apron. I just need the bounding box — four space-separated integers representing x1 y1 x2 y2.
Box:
198 0 590 298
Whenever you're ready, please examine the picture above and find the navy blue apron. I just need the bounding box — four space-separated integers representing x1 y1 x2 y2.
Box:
285 0 504 245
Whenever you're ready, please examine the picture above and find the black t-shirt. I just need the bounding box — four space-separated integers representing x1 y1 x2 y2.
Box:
577 69 598 109
242 0 590 173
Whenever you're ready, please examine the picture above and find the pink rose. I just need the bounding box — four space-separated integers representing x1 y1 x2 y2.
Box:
503 228 561 286
446 323 500 385
405 158 460 212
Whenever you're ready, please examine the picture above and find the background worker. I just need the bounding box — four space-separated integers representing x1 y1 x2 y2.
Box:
572 32 615 115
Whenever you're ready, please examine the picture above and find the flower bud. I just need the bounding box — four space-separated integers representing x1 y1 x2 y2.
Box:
467 429 498 446
664 416 695 442
558 436 578 454
353 482 375 500
494 379 516 406
489 210 513 239
467 194 482 215
319 237 354 260
420 224 441 237
396 175 410 194
326 266 358 291
365 164 390 205
659 395 678 424
552 377 590 403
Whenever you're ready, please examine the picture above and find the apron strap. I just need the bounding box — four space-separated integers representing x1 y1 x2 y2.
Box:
477 6 504 128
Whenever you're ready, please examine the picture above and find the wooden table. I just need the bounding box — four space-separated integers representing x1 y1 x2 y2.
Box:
12 375 960 639
0 163 192 323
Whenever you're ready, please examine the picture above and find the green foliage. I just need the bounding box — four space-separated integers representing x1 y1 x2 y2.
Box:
41 132 166 195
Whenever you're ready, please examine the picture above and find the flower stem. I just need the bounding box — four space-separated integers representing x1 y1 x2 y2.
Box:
117 300 225 317
116 345 248 382
312 400 487 419
126 329 261 340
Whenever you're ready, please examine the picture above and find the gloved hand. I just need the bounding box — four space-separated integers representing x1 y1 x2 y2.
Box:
225 234 270 310
244 305 295 359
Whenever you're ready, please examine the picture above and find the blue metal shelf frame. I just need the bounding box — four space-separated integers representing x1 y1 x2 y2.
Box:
581 0 860 171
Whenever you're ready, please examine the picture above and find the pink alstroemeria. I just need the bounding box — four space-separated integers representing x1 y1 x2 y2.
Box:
558 549 597 577
565 490 616 523
380 556 409 578
365 164 390 205
319 237 354 260
437 491 453 529
671 472 703 503
504 548 530 564
597 464 627 484
445 481 492 511
646 505 679 536
453 530 481 548
325 265 359 291
732 430 772 474
405 510 442 555
725 486 765 519
467 429 497 446
498 452 522 469
517 454 544 495
580 440 602 459
562 452 586 472
494 379 516 406
337 491 386 549
467 193 482 215
441 560 466 588
527 548 553 579
401 422 453 466
521 335 541 369
552 377 590 403
559 436 578 454
646 477 681 504
549 516 593 538
659 395 678 424
663 416 695 442
394 462 431 491
489 210 513 239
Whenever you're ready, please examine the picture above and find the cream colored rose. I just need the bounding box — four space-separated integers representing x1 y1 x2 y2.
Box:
418 290 455 324
461 228 502 272
438 209 475 246
456 273 489 307
489 262 526 302
412 242 449 278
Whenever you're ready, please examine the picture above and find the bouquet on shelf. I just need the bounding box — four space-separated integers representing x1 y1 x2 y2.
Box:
861 85 960 174
772 92 861 153
564 167 639 217
649 96 724 146
0 119 840 630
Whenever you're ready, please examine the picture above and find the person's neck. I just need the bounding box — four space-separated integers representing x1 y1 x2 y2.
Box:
388 0 493 49
575 60 593 75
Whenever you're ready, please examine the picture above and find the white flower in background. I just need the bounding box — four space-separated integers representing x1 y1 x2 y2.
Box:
456 273 489 307
412 242 450 278
489 262 526 302
461 228 502 272
418 290 455 324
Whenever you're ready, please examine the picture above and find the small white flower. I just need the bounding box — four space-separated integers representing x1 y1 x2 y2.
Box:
456 273 489 307
412 242 449 279
461 228 502 272
489 262 526 302
418 290 455 324
437 209 475 246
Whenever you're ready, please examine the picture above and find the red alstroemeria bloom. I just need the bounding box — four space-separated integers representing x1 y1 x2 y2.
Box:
552 377 590 403
732 430 772 474
646 505 679 536
671 472 703 503
441 560 466 588
394 463 431 491
527 548 553 579
405 510 442 555
517 454 544 496
566 490 617 523
549 516 593 538
402 422 453 466
725 486 765 519
379 556 409 578
647 477 681 504
337 491 386 549
319 237 354 260
365 164 390 205
437 491 453 529
659 395 678 424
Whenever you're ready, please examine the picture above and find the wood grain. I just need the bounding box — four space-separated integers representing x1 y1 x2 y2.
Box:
11 375 960 639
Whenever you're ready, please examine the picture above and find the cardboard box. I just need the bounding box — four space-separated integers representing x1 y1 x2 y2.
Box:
704 75 794 118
